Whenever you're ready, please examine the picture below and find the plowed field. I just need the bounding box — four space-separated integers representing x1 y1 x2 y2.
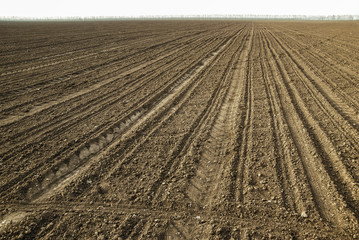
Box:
0 20 358 239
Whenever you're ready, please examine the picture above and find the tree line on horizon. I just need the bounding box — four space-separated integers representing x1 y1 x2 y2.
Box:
1 14 358 21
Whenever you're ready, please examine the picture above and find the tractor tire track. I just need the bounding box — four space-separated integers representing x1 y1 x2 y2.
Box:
162 25 253 240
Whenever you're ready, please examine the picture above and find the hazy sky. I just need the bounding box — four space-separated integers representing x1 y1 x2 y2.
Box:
1 0 358 18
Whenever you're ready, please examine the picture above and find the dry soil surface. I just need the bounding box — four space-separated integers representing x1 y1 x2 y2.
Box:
0 20 359 239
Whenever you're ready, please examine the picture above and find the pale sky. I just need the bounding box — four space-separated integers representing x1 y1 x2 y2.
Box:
1 0 358 18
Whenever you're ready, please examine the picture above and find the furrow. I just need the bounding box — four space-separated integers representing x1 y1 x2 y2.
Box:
139 28 248 204
271 24 359 69
0 30 224 122
0 29 203 97
0 38 224 197
263 29 359 230
267 27 359 117
186 28 252 209
239 30 287 210
161 25 252 240
49 29 243 207
234 31 254 204
273 26 359 84
0 33 216 153
0 35 238 228
258 29 319 217
266 28 359 213
2 21 358 238
0 27 224 125
0 46 186 127
26 38 233 202
21 28 240 204
257 30 295 211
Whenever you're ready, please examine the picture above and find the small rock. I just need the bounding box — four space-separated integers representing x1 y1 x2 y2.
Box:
195 216 201 220
46 222 54 229
98 234 105 240
301 211 308 218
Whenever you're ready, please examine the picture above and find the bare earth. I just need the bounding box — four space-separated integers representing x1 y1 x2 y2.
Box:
0 20 358 239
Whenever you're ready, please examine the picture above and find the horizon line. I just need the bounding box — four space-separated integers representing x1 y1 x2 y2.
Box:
1 14 359 21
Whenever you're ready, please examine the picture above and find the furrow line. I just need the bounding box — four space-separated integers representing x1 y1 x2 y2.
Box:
234 32 254 204
265 28 359 218
183 28 252 209
2 39 228 227
100 27 246 204
164 26 253 240
0 29 115 56
0 33 216 151
258 29 319 217
268 27 359 115
273 26 359 83
0 54 203 195
266 29 359 144
272 24 359 63
241 30 286 207
26 29 239 203
257 30 295 211
0 29 205 94
1 200 336 239
118 26 250 240
0 44 189 127
0 30 210 115
0 36 146 73
0 29 237 199
152 26 250 204
1 38 226 200
263 29 359 230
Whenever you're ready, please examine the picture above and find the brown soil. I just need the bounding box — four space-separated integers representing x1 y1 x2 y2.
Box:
0 20 358 239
